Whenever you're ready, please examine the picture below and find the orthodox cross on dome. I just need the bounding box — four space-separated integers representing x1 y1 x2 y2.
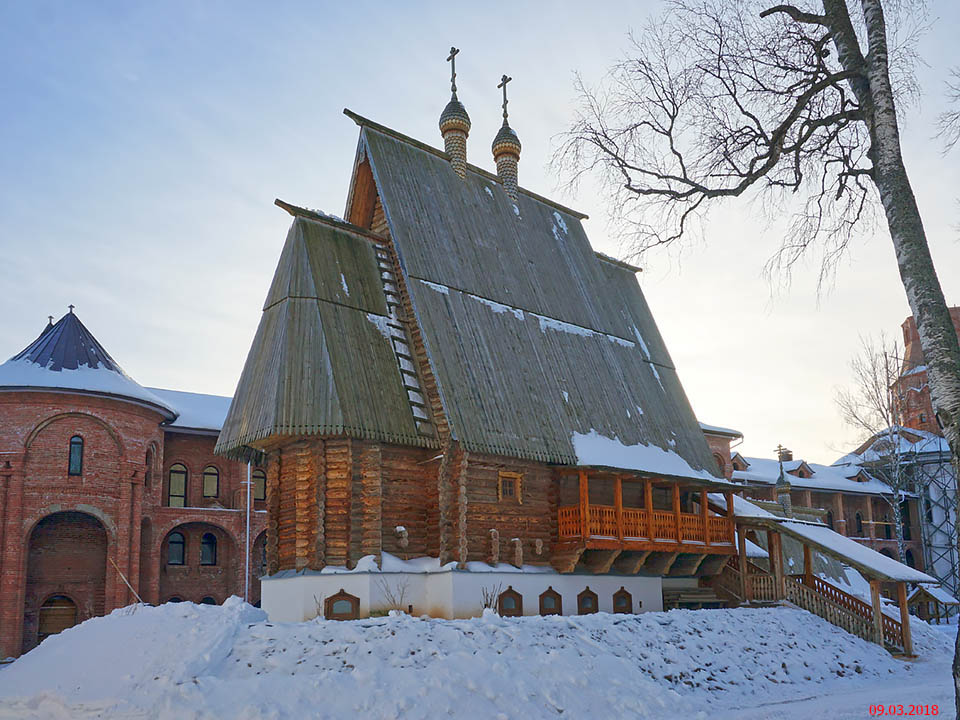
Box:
47 315 54 326
68 304 75 314
446 46 460 98
498 74 512 124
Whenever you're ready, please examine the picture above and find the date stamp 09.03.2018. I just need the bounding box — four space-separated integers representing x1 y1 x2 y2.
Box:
868 705 939 716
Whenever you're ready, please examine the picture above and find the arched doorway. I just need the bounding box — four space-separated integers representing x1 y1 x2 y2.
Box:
24 511 107 652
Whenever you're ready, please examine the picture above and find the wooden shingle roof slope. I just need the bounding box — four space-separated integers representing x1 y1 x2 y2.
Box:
343 110 723 481
215 215 434 460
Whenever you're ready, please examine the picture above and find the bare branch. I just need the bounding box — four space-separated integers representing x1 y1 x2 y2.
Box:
759 4 826 25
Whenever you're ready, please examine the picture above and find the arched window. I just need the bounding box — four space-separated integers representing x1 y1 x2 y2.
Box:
168 464 187 507
613 587 633 614
539 587 562 615
68 436 83 476
253 469 267 501
202 466 219 498
825 510 834 530
905 549 916 568
324 589 360 620
713 453 726 475
200 596 217 605
144 449 154 489
167 532 185 565
166 596 183 603
497 586 523 617
200 533 217 566
577 587 598 615
855 512 863 535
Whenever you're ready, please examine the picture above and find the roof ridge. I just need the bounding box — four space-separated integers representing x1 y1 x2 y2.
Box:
343 108 590 221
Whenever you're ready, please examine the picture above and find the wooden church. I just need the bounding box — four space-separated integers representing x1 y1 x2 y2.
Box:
216 52 738 620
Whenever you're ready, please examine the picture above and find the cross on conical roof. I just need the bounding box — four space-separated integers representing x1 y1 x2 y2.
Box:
0 309 176 418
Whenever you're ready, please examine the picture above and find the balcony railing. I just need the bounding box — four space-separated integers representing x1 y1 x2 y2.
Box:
557 504 734 550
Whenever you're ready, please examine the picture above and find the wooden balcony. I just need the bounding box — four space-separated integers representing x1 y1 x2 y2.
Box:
557 503 735 552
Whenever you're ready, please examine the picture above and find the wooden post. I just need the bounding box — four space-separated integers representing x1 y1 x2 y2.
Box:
737 524 751 603
724 490 736 545
870 580 884 646
835 493 846 535
644 479 654 539
865 496 876 540
672 483 682 543
770 530 785 599
803 543 813 586
897 582 913 655
614 475 624 541
700 489 710 546
579 471 590 538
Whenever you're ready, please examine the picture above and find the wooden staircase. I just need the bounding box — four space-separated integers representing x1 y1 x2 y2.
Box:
713 559 907 654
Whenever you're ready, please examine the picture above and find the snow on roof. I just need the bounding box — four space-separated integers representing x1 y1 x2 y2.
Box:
0 311 176 418
739 532 768 558
910 584 960 605
733 456 893 495
708 492 776 519
147 388 232 432
0 358 176 418
840 426 951 465
572 430 720 482
698 422 743 438
778 520 936 583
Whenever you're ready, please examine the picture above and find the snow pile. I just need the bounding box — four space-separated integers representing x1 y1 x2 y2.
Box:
0 600 949 719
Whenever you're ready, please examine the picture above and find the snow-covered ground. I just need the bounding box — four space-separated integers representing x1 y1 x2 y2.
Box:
0 598 953 719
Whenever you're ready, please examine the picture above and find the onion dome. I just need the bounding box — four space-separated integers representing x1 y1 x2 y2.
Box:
0 308 177 419
491 121 521 158
439 97 472 135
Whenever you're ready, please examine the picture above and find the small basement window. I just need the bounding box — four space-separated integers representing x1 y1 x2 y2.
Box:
577 587 598 615
325 589 360 620
498 471 523 503
613 587 633 614
498 586 523 617
539 587 562 616
68 436 83 476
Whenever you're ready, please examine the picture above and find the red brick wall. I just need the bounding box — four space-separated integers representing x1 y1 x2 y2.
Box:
703 433 735 479
0 390 268 658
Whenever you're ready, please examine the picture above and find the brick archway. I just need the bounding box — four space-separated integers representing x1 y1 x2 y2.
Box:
23 511 107 653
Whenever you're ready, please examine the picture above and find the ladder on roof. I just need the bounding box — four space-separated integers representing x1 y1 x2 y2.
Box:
374 246 436 440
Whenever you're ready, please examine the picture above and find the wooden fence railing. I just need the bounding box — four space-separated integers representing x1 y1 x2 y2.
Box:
785 579 877 645
556 504 734 547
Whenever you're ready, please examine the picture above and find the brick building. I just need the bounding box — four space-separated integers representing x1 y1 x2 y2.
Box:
0 310 267 657
894 307 960 435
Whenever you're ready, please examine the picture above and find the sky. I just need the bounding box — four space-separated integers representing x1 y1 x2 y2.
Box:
1 1 958 465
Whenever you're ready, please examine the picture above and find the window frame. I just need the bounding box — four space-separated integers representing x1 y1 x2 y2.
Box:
167 532 186 566
577 587 599 615
202 466 220 498
498 471 523 504
539 586 562 616
612 587 633 614
252 469 267 501
855 511 863 535
497 586 523 617
324 589 360 620
68 435 84 476
200 532 218 566
168 464 188 507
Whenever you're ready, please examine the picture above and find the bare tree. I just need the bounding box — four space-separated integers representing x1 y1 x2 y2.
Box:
938 68 960 151
836 335 913 561
558 1 960 706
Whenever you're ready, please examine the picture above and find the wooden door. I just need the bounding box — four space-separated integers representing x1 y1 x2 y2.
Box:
38 596 77 641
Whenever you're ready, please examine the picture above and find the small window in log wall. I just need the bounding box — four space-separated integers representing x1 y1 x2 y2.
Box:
539 587 562 615
577 587 598 615
325 589 360 620
498 586 523 617
613 587 633 614
498 471 523 503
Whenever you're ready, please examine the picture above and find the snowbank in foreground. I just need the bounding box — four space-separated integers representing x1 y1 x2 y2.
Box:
0 599 951 719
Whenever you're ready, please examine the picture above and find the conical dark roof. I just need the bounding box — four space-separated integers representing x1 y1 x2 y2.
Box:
0 310 176 418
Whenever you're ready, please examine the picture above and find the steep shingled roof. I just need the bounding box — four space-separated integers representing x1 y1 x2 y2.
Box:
215 216 432 458
0 311 176 418
217 113 723 481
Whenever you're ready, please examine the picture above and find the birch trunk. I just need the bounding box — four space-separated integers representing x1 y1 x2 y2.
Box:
825 0 960 711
